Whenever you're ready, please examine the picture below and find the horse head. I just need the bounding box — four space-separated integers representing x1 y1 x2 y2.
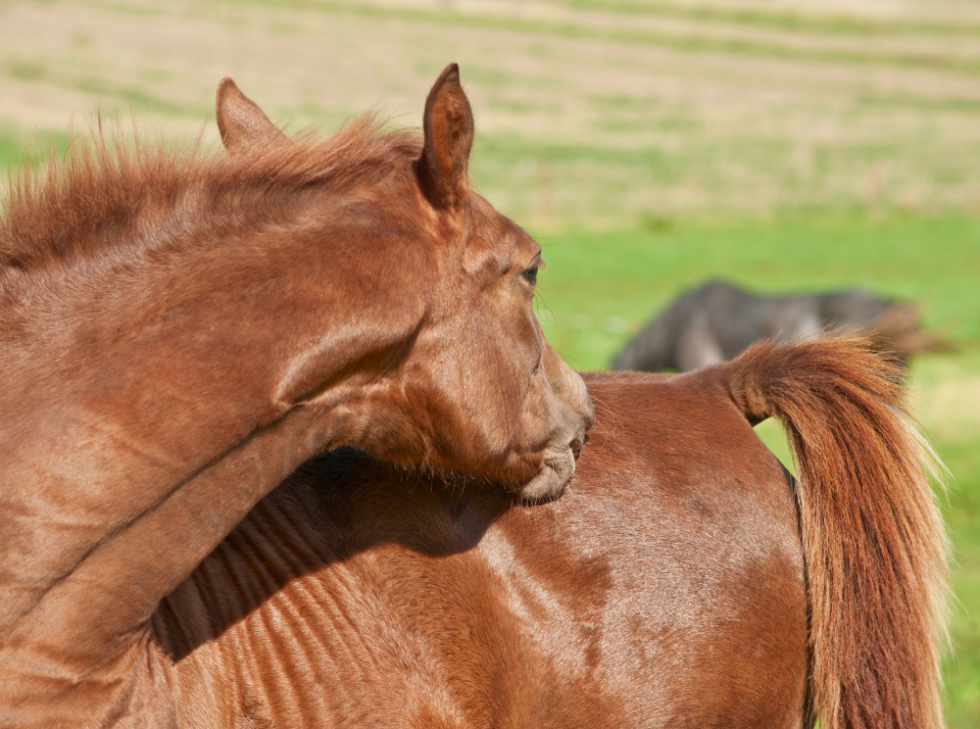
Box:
215 65 594 501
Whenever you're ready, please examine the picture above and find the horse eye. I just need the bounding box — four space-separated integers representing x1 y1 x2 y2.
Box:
524 266 538 284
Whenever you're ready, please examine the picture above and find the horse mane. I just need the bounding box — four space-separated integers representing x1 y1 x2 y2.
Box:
0 116 422 280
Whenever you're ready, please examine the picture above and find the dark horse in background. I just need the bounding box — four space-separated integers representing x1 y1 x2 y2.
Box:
156 337 947 729
612 279 946 372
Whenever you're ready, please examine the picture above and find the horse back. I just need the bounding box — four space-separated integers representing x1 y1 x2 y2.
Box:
154 371 809 728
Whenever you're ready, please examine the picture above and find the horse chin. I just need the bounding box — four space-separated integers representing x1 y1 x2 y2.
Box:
514 447 577 504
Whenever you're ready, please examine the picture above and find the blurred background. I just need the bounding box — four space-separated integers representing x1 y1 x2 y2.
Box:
1 0 977 722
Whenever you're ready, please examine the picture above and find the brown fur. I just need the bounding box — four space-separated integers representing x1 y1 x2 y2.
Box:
152 337 946 729
0 66 593 727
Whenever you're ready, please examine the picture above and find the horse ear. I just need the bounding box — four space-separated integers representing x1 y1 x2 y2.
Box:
216 77 287 155
418 63 474 209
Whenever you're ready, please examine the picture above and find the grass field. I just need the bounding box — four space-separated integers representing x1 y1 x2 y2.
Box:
2 0 979 723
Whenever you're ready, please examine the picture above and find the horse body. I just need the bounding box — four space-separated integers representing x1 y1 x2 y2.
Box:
0 67 593 727
156 366 809 728
154 338 946 729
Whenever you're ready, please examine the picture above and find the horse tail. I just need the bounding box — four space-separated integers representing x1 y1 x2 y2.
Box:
718 336 949 729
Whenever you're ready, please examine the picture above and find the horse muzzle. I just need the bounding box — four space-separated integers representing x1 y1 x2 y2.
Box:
513 372 595 504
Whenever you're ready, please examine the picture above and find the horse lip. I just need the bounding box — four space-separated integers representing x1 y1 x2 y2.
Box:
512 445 577 504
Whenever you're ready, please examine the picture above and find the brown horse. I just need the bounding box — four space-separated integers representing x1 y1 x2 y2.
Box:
152 337 947 729
0 66 593 727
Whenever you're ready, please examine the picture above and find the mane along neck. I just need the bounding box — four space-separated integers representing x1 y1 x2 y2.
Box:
0 117 420 283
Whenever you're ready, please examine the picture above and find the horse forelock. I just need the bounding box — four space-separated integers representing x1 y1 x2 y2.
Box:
0 115 422 284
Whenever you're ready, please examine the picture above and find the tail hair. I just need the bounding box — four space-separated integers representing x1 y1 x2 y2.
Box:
719 336 949 729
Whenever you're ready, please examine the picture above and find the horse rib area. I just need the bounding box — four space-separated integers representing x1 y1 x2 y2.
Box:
153 374 808 728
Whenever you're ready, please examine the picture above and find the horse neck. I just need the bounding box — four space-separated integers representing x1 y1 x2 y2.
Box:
0 205 429 665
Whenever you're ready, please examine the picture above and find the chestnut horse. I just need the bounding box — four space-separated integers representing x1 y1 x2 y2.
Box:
0 66 593 727
153 338 947 729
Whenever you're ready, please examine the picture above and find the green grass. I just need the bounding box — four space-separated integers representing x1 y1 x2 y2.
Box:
943 436 980 727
